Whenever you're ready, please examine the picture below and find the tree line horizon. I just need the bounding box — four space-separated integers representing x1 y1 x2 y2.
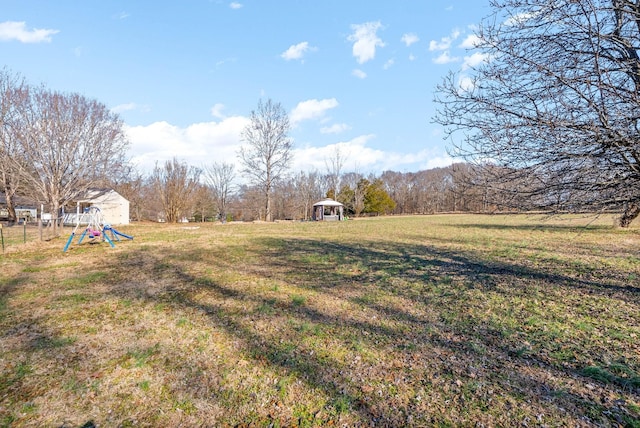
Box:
0 70 480 225
2 0 640 227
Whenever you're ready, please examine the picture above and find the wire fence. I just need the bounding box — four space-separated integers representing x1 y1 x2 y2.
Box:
0 221 66 254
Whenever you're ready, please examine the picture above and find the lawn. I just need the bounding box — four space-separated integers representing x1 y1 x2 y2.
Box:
1 214 639 427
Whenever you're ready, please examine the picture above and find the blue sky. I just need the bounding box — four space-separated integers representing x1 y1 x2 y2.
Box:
1 1 490 175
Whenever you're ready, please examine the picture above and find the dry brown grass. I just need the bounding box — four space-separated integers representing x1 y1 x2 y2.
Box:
1 215 639 427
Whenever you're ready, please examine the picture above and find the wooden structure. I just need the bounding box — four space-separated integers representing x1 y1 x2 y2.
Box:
312 198 344 221
64 189 130 225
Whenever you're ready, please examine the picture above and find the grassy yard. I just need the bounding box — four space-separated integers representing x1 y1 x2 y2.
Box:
1 214 639 427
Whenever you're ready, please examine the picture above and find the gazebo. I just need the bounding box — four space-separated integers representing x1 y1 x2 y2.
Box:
312 198 344 221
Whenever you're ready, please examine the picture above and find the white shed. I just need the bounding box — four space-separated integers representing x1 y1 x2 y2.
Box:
70 189 130 225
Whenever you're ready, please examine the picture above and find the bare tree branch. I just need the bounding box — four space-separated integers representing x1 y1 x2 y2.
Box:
434 0 640 226
152 157 201 223
238 99 293 221
203 161 235 222
0 68 28 223
12 86 129 233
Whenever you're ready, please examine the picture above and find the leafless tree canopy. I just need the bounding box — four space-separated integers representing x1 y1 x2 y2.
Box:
0 68 28 223
19 88 129 231
291 170 324 220
325 146 346 199
0 76 130 231
112 168 146 222
203 161 235 222
434 0 640 226
152 157 201 223
238 99 293 222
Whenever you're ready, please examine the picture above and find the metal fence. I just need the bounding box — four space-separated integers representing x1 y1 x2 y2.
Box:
0 221 64 253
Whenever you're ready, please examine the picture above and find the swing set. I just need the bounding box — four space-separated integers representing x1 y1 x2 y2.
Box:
63 206 133 252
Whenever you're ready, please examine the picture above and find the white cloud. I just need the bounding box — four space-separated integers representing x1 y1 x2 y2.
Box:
215 57 238 69
210 103 226 119
290 98 339 125
281 41 315 61
352 69 367 79
428 29 460 51
292 135 378 172
422 154 454 170
111 103 151 115
433 51 459 65
320 123 351 134
462 51 489 70
401 33 419 47
383 59 395 70
125 116 250 172
459 34 480 49
0 21 58 43
126 117 452 177
505 12 536 26
348 21 385 64
408 53 416 61
111 103 138 114
292 136 451 173
457 75 475 93
229 2 243 9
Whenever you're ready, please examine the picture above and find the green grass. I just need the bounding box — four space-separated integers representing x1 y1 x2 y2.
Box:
0 215 639 426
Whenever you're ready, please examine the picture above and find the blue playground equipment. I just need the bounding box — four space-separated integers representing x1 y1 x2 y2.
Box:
63 206 133 252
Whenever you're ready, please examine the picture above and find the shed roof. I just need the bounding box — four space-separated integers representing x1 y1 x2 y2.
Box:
312 198 344 207
76 188 128 203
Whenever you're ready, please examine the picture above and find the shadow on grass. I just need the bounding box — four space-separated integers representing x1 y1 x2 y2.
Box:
257 237 639 297
5 227 637 425
453 223 614 232
0 277 25 315
0 268 90 426
97 235 640 426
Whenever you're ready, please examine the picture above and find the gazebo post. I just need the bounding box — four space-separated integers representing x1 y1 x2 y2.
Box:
311 198 344 221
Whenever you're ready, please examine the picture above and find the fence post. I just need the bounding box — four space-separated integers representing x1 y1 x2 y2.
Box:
23 221 26 243
1 224 4 253
39 204 43 241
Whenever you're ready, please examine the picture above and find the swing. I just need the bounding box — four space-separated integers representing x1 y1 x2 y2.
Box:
63 206 133 252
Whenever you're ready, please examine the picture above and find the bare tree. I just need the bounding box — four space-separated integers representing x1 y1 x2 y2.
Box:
434 0 640 226
0 68 28 224
112 167 146 222
203 162 235 222
138 176 164 221
380 170 412 214
232 184 264 221
325 145 347 199
192 183 215 222
152 158 201 223
272 179 297 220
238 99 293 221
292 170 323 220
15 87 129 233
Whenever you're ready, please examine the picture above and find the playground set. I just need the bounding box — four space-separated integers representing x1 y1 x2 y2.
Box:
63 206 133 252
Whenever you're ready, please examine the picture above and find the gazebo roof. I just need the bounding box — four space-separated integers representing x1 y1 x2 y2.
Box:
312 198 344 207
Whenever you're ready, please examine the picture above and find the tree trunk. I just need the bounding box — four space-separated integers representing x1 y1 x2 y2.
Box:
52 200 60 235
619 203 640 228
265 192 272 222
1 172 18 223
4 189 17 224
